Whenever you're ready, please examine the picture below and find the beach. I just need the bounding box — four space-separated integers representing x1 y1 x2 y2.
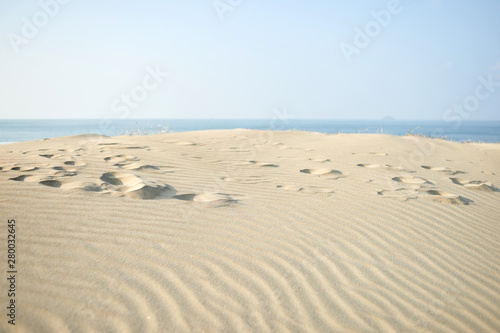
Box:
0 129 499 332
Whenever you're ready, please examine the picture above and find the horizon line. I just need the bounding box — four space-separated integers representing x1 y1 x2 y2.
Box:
2 118 500 122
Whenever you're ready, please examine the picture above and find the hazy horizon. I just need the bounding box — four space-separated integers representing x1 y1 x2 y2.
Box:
1 1 499 120
2 118 500 121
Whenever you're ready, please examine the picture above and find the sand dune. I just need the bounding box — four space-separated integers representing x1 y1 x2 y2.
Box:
0 130 499 332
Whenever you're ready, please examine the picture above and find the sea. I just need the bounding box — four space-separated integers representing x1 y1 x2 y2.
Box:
1 119 499 144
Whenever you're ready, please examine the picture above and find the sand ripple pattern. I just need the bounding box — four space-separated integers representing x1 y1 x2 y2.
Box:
0 131 499 332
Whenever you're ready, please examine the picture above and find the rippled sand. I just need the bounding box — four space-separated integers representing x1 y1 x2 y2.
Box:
1 130 499 332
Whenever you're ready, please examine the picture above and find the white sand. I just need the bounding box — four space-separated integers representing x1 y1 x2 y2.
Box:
0 130 499 332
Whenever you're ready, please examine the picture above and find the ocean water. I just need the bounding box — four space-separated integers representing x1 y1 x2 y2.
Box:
0 119 499 144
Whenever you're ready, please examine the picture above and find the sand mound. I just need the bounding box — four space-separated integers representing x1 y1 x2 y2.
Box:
450 178 499 192
100 172 177 200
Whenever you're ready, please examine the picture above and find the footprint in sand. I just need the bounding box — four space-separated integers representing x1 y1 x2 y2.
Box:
100 172 177 200
450 178 499 192
379 187 472 205
9 175 36 182
181 154 202 159
421 166 466 175
392 176 432 185
300 168 342 179
481 171 496 175
277 185 335 194
276 184 303 192
100 172 141 186
422 190 473 205
164 140 196 146
352 152 387 156
99 145 148 151
9 174 55 185
173 192 242 206
9 168 177 199
50 166 78 177
220 176 271 185
104 154 139 163
308 158 331 163
63 160 86 167
357 164 415 173
39 178 63 188
219 148 252 153
8 164 40 172
4 159 84 178
378 188 419 200
37 150 69 159
356 164 381 169
248 161 279 167
378 176 473 204
112 162 177 173
60 180 103 192
10 175 71 189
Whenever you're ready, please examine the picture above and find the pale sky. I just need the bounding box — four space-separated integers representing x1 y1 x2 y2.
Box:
1 0 499 120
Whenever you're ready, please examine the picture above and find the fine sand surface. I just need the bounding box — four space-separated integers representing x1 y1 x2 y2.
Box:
0 129 499 332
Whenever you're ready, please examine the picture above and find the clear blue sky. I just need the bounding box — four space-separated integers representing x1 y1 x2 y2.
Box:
1 0 499 119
